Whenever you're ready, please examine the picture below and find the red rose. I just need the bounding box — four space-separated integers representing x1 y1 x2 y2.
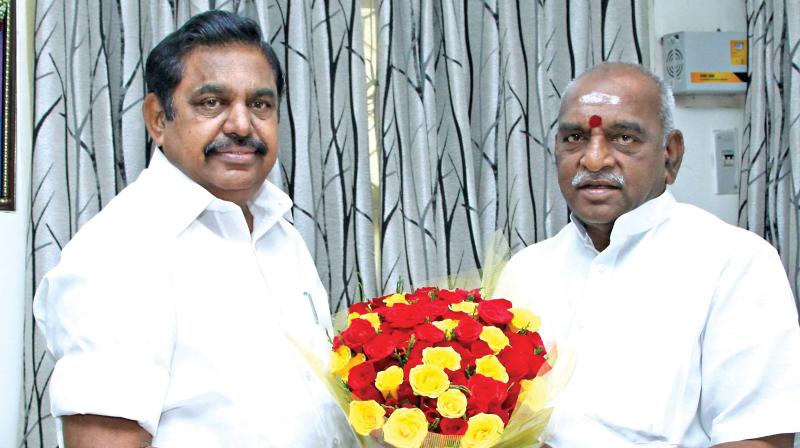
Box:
332 335 343 351
502 381 522 415
470 339 494 358
439 418 468 435
384 303 426 328
341 318 377 350
419 398 439 423
467 374 508 408
454 318 483 343
436 288 470 304
529 354 548 377
477 299 514 326
364 332 395 361
529 331 547 356
370 294 392 308
348 301 372 315
446 368 468 387
391 329 412 349
396 381 415 401
488 402 511 425
506 331 533 350
348 361 377 391
421 300 449 320
498 342 535 381
372 357 398 373
406 287 436 302
414 323 445 343
352 385 383 402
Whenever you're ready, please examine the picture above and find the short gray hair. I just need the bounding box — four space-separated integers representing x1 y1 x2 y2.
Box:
563 62 676 145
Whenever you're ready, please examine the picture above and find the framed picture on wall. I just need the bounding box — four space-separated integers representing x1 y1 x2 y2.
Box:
0 0 14 211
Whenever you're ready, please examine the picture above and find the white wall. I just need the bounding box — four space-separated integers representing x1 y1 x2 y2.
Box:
1 0 31 444
652 0 747 225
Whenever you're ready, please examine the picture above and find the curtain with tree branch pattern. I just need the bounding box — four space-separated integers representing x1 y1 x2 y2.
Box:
740 0 800 313
21 0 649 444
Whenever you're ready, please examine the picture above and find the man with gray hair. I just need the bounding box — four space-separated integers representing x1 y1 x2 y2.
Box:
495 63 800 447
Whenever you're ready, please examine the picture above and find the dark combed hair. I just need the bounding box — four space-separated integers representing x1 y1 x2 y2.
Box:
144 10 285 120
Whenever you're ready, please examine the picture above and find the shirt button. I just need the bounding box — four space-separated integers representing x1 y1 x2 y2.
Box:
596 264 607 272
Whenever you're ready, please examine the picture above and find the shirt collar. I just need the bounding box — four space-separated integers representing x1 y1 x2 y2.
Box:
145 149 292 239
571 191 676 252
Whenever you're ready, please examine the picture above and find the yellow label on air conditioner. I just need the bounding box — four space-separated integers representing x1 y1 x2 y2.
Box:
730 40 747 65
690 72 747 83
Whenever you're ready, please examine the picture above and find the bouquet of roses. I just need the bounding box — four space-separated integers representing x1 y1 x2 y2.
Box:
330 286 554 448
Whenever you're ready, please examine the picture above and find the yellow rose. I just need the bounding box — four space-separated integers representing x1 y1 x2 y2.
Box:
330 345 352 376
375 365 404 399
382 408 429 448
475 354 509 383
431 318 460 334
361 312 382 331
518 377 547 412
479 326 510 353
422 346 461 371
461 413 505 448
348 312 381 331
348 400 386 435
449 301 478 315
509 308 541 333
436 388 467 418
409 364 450 398
383 293 409 307
341 353 366 381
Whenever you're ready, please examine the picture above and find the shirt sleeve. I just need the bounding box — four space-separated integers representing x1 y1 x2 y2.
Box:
700 238 800 444
33 237 176 436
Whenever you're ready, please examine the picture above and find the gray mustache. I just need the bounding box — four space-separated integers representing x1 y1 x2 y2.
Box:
571 170 626 188
204 136 267 156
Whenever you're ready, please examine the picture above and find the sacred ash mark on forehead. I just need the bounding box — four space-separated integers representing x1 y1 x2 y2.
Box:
578 92 621 105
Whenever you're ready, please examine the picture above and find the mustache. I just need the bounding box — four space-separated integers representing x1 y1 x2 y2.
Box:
204 135 268 156
571 169 626 188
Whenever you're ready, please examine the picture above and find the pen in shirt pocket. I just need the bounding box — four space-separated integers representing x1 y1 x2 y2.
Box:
303 291 320 326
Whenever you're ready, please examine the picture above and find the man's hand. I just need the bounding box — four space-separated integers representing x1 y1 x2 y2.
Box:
713 434 794 448
63 414 153 448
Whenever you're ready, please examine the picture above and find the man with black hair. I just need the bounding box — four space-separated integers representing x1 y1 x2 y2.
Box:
496 62 800 447
34 10 356 447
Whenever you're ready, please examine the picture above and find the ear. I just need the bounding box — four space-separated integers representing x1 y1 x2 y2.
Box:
143 93 168 147
663 130 685 185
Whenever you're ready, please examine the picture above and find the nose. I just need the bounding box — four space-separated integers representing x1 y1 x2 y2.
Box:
222 101 252 137
580 129 614 172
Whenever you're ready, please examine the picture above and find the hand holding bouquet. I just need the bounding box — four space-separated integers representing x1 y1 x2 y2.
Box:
331 287 553 448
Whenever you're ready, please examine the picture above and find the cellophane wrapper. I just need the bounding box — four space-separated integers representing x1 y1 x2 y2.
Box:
292 233 573 448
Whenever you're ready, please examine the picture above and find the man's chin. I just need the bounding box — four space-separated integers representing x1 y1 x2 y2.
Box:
571 209 622 228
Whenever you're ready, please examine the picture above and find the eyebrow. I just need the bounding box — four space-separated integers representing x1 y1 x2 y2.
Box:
251 87 276 99
193 84 228 96
557 122 585 133
606 121 645 134
557 120 648 136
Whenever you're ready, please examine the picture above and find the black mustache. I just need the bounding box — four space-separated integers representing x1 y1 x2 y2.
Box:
204 136 268 156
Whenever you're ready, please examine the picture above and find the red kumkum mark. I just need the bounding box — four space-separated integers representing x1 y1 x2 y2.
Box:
589 115 602 128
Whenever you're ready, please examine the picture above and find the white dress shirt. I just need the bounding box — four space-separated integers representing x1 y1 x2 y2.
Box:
34 150 357 447
495 191 800 447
